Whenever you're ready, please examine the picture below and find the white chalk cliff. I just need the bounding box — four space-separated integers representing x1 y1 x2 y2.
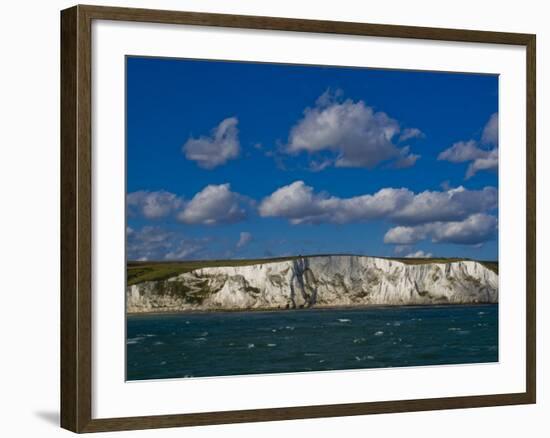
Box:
127 256 498 313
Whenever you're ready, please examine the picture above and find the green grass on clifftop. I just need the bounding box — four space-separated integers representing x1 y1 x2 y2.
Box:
127 255 498 286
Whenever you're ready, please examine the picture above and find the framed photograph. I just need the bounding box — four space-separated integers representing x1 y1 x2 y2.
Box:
60 4 536 433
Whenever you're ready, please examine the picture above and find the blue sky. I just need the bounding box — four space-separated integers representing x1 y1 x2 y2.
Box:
126 56 499 262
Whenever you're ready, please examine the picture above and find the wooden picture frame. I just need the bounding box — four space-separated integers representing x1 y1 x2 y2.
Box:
61 4 536 433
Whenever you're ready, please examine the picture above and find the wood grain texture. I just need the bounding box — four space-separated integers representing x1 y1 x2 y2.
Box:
60 5 78 432
60 4 537 433
61 5 94 432
79 392 534 433
525 35 536 403
78 4 534 44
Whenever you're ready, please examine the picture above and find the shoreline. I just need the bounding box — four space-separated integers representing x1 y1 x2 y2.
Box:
126 302 498 317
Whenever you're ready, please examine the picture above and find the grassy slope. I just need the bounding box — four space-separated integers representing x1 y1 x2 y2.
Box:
127 255 498 286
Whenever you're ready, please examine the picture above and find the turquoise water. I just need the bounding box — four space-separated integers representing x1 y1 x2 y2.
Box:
126 304 498 381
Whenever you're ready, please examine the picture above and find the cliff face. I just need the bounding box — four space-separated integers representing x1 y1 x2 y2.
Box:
127 256 498 313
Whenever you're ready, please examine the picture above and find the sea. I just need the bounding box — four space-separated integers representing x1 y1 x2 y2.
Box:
126 304 498 381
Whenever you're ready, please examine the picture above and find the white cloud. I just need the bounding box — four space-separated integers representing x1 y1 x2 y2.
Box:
393 146 420 169
259 181 497 226
437 113 498 179
236 231 253 248
164 243 204 260
391 185 497 225
437 140 487 163
183 117 240 169
258 181 326 223
126 226 177 260
466 148 499 179
127 185 251 225
308 158 333 172
384 213 497 245
285 92 420 169
482 113 498 145
430 213 497 244
127 226 214 261
126 190 184 219
384 226 426 245
394 245 413 255
315 88 344 107
259 181 411 225
399 128 424 142
404 250 433 258
178 183 249 225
